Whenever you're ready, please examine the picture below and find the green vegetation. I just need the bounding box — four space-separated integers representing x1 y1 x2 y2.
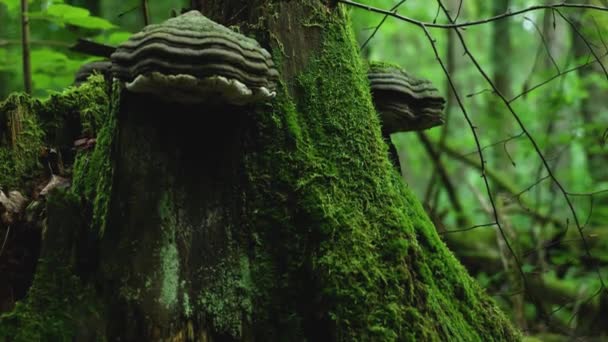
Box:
0 94 44 189
70 76 117 237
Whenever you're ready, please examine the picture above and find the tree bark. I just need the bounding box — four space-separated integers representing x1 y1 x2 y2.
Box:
0 1 519 340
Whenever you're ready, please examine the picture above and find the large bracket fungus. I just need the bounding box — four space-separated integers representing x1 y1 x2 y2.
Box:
368 62 445 137
111 10 279 105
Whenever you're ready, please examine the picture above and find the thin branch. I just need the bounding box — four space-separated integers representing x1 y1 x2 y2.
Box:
509 51 608 103
360 0 408 50
466 88 493 97
0 39 72 47
591 15 608 52
523 16 561 74
118 5 139 18
142 0 150 26
514 175 550 198
441 222 497 235
567 189 608 197
557 9 608 80
463 132 525 157
455 0 464 22
339 0 608 30
418 132 469 227
20 0 31 94
437 141 568 234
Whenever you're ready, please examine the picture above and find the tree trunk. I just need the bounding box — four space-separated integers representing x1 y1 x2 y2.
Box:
0 1 519 340
572 4 608 226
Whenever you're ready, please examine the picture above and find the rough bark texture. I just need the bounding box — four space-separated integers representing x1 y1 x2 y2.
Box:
0 1 519 340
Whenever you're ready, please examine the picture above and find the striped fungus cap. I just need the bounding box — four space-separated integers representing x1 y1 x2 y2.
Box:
74 60 112 85
368 62 445 136
111 11 279 105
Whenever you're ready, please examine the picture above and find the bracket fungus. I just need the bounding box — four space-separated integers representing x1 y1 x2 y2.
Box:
368 63 445 137
111 10 279 105
74 60 112 85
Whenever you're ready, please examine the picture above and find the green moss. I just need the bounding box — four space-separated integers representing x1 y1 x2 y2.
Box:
197 255 254 338
158 241 180 309
245 5 519 341
157 193 180 310
0 191 102 341
0 94 44 189
71 80 118 237
0 261 99 342
153 191 181 310
0 74 110 191
183 291 193 318
40 75 111 139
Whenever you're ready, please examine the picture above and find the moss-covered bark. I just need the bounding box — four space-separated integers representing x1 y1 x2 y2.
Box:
0 77 111 341
0 1 519 341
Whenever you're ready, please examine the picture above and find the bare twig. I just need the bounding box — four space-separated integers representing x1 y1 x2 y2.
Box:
568 189 608 197
455 0 464 22
510 51 608 103
523 16 561 73
117 5 139 18
556 9 608 80
463 132 525 157
339 0 608 30
441 222 497 235
360 0 408 50
437 140 568 234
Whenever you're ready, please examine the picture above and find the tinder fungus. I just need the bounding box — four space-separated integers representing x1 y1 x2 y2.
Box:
368 63 445 136
74 60 112 85
111 10 279 105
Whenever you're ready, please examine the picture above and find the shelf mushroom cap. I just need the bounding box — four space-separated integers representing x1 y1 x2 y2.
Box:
74 60 112 85
368 63 445 135
111 10 279 105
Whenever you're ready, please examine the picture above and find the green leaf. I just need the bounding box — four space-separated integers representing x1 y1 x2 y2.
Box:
105 31 132 45
0 0 20 11
66 16 115 30
32 3 116 30
33 73 53 89
46 3 90 19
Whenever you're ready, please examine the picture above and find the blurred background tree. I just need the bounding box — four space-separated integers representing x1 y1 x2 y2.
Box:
0 0 607 340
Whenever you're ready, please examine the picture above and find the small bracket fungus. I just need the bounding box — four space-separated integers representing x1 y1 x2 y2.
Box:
368 63 445 137
74 60 112 85
111 10 279 105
